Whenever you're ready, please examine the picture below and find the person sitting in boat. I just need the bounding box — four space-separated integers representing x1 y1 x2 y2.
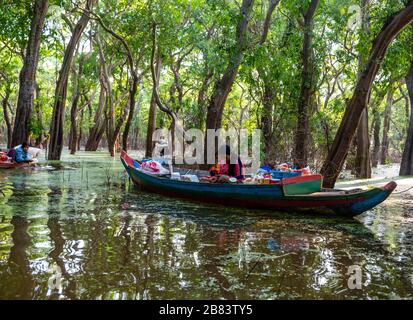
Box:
200 145 245 183
14 142 36 164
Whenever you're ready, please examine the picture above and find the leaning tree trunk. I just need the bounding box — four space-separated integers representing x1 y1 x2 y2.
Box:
145 56 162 158
293 0 320 169
380 87 393 165
48 0 95 160
400 39 413 175
320 1 413 188
12 0 48 147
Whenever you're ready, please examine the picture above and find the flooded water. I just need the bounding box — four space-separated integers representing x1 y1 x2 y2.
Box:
0 151 413 299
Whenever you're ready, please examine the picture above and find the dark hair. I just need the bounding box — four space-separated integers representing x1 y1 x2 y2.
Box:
22 142 29 148
224 145 240 177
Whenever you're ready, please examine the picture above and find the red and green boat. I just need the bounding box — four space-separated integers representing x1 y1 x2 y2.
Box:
120 151 397 217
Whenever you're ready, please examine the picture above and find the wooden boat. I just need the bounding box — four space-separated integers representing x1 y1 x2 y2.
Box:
0 161 29 169
120 151 397 217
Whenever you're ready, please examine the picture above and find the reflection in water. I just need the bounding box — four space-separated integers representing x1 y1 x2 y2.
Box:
0 152 412 299
7 216 34 299
47 185 77 299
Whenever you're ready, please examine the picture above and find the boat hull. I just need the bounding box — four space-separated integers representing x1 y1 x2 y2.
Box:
121 152 397 217
0 162 29 169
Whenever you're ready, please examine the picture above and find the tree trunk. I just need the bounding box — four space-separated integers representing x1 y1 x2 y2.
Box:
78 109 84 151
204 0 255 132
400 38 413 176
260 0 281 45
293 0 320 168
2 85 13 149
34 83 44 146
97 38 115 157
260 15 293 165
96 40 128 157
85 85 106 151
48 0 95 160
196 66 213 129
150 24 184 162
380 87 393 165
371 107 381 168
145 56 162 158
354 109 371 177
121 77 140 152
320 1 413 188
12 0 48 147
69 53 85 155
261 80 275 164
354 0 371 178
370 89 387 168
91 11 142 155
202 0 255 165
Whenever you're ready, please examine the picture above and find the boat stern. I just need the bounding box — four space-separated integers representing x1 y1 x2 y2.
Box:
342 181 397 217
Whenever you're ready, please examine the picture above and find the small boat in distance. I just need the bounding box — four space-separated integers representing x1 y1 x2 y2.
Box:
120 151 397 217
0 162 30 169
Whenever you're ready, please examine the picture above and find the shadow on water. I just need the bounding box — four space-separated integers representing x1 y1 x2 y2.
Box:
125 186 376 239
0 152 412 299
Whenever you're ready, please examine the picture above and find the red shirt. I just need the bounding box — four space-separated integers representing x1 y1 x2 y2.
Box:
217 159 245 181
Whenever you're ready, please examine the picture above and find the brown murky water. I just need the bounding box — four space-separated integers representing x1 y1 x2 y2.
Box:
0 152 412 299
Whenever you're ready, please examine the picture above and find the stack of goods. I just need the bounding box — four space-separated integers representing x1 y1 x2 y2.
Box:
181 174 200 182
244 163 312 185
250 168 278 184
271 163 311 178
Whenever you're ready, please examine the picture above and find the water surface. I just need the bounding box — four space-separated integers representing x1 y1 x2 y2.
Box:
0 152 412 299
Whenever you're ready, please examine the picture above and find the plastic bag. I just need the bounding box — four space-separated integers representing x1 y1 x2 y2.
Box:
140 160 169 175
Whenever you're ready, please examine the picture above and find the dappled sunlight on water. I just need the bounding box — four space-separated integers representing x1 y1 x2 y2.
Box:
0 152 412 299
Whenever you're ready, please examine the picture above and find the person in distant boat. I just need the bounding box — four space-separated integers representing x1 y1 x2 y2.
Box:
200 145 245 183
14 142 35 164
